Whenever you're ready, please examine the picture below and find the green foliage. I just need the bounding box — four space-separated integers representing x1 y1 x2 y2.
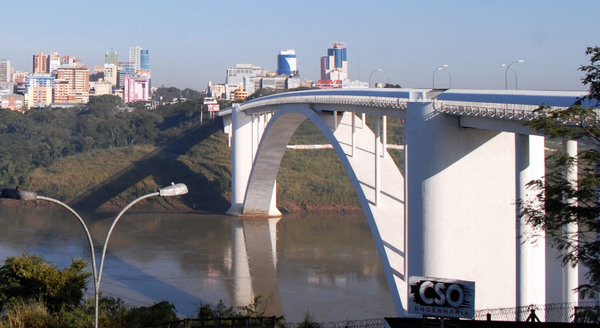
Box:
521 46 600 299
196 300 239 319
154 86 203 103
196 296 267 319
0 296 175 328
0 94 209 189
95 295 127 325
0 254 91 312
580 46 600 105
122 300 178 327
384 83 402 88
297 313 320 328
0 299 54 328
247 88 284 101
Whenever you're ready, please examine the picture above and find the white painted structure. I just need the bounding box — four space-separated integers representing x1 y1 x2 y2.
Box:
218 88 589 319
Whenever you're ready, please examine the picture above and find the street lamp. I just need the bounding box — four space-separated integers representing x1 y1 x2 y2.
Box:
369 69 383 88
95 183 188 328
432 64 449 89
0 182 188 328
502 59 524 90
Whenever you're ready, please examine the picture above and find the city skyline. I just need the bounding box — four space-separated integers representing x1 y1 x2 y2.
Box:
2 0 598 92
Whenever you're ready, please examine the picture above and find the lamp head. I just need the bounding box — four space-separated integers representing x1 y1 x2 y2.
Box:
159 183 188 197
0 188 37 201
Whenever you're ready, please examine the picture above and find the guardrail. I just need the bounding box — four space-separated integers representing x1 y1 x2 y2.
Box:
241 95 409 112
434 101 552 121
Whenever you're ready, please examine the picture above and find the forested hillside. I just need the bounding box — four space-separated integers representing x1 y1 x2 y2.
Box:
0 91 406 213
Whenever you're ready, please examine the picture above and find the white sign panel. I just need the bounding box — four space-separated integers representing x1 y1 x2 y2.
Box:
408 276 475 319
207 104 220 112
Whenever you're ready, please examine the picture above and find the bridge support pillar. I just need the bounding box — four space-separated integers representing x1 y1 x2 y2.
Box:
227 105 254 215
406 101 525 311
562 140 579 306
515 134 546 319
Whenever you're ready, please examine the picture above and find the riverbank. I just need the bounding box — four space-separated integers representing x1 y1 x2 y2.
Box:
0 197 363 215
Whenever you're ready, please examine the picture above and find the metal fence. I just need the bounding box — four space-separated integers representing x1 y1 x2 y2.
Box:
285 318 386 328
148 316 285 328
474 301 599 323
147 317 388 328
144 302 599 328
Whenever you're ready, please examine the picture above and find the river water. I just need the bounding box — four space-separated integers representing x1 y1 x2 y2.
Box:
0 206 396 322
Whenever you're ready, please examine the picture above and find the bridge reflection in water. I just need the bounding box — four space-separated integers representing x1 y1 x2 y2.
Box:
0 206 394 322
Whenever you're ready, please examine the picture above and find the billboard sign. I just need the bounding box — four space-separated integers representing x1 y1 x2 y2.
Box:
203 97 217 105
408 276 475 319
207 104 220 112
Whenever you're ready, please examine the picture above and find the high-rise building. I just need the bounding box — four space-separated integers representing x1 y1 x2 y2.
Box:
53 79 70 103
103 64 118 86
226 64 264 86
25 74 54 94
49 52 61 74
0 59 11 83
26 86 52 108
277 49 298 76
320 42 348 82
105 50 118 65
129 46 143 71
140 49 150 70
117 62 135 87
123 74 150 103
56 67 90 103
320 56 328 81
33 51 49 74
104 50 119 86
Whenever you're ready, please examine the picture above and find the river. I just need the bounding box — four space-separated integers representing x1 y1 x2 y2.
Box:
0 206 396 322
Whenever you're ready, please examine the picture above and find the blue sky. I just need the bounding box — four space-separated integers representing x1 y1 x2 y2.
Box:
2 0 598 91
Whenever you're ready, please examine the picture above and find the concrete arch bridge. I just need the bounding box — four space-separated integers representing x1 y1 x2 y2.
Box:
218 88 589 319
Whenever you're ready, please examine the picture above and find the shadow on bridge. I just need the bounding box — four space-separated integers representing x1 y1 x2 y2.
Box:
70 119 230 212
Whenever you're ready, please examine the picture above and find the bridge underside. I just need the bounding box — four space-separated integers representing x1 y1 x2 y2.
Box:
232 104 408 315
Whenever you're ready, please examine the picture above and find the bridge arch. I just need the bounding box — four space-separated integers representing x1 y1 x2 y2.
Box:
239 103 408 316
222 88 591 319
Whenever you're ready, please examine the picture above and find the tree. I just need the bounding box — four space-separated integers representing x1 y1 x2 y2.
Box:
384 83 402 88
0 254 91 312
122 300 178 326
521 47 600 300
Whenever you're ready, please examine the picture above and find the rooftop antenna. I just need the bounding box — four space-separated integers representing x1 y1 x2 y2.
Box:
357 51 360 81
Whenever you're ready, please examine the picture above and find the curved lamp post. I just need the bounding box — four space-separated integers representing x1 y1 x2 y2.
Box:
95 183 188 328
0 188 99 326
432 64 449 89
502 59 524 90
0 183 188 328
369 69 383 88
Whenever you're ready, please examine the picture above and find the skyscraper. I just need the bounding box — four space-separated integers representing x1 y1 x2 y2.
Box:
0 59 11 83
49 52 61 74
33 51 49 74
129 46 145 71
140 49 150 70
225 63 264 86
320 42 348 82
105 50 118 65
56 66 90 103
104 50 119 86
276 49 298 76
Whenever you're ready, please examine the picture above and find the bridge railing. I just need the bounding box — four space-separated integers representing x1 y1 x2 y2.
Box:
435 101 550 121
435 100 600 125
241 95 409 111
